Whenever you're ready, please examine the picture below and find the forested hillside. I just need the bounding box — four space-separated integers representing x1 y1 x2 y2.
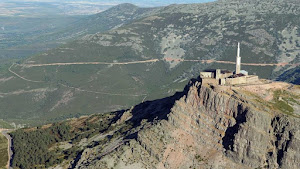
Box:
0 0 299 126
10 113 120 168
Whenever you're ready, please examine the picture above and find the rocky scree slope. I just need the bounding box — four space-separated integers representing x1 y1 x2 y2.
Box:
11 80 300 169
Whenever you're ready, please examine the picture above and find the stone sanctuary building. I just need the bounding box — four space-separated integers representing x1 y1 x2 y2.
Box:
200 43 259 86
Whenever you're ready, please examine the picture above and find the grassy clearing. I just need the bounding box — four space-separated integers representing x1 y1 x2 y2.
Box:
0 133 8 169
239 88 300 117
272 90 300 117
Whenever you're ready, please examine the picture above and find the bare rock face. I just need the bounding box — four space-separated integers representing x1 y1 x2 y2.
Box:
73 81 300 169
272 116 300 169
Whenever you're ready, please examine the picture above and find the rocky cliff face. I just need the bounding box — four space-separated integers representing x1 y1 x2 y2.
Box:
69 80 299 169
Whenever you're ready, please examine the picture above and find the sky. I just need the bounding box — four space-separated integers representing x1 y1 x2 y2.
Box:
2 0 216 7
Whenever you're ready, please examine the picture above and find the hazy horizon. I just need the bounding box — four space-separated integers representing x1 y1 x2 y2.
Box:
1 0 216 7
0 0 216 16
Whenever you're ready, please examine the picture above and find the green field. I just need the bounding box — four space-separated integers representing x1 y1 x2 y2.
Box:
0 133 8 169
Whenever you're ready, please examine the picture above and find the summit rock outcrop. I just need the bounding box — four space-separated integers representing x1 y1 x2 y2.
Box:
67 80 300 169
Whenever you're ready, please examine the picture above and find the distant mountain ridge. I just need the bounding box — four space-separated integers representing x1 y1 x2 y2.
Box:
0 0 299 126
36 3 160 43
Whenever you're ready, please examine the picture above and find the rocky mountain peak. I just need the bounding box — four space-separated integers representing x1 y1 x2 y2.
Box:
9 78 300 168
59 80 300 168
108 3 139 11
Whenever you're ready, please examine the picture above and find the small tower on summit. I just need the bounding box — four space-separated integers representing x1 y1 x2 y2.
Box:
235 42 241 74
200 41 259 86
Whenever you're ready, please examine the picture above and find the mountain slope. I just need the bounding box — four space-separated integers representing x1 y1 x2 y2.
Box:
10 79 300 168
37 3 160 42
0 3 158 67
1 0 300 125
277 67 300 84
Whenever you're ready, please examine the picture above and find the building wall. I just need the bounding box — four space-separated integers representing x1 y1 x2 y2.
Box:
200 72 213 78
246 75 259 84
216 69 221 79
213 85 231 92
202 78 218 85
225 76 247 85
220 78 226 85
216 69 233 80
220 72 233 79
201 70 258 86
225 75 259 85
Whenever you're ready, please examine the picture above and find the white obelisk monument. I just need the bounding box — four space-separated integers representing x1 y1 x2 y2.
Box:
235 42 241 74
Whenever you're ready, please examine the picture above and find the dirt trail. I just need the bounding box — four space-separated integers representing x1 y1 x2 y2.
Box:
22 59 160 67
0 129 14 169
9 63 43 83
10 58 299 84
7 63 148 98
21 58 300 68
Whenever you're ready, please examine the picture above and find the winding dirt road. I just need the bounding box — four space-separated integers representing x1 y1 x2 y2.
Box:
8 58 299 85
9 63 43 83
0 129 13 169
8 64 148 96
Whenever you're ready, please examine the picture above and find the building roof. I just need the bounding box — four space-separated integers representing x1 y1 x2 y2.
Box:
228 74 246 78
203 69 232 73
221 70 232 74
240 70 248 74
